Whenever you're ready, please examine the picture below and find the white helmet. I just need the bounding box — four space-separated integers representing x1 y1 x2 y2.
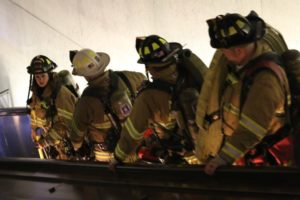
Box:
72 48 110 77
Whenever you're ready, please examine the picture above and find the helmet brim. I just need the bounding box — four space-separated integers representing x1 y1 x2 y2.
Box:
96 52 110 70
245 11 266 42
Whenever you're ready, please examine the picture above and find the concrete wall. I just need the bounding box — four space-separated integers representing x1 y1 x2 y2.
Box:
1 0 300 107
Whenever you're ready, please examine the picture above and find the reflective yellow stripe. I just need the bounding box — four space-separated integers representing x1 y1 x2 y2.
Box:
48 129 62 140
220 20 248 37
124 118 143 141
184 155 201 165
152 42 160 50
36 119 46 125
144 47 150 55
164 121 176 129
223 103 239 116
159 38 167 44
31 119 39 126
40 101 49 109
115 144 127 161
239 113 267 140
31 118 47 127
221 142 244 160
94 121 112 129
138 47 143 56
57 108 73 120
226 73 239 85
94 150 112 162
71 119 85 137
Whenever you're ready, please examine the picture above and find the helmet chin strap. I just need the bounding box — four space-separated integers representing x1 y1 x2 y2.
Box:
26 74 33 105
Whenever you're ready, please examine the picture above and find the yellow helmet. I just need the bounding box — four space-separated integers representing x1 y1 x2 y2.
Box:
72 48 110 77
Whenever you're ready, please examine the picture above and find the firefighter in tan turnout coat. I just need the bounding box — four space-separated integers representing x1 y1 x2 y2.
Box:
69 48 146 162
194 11 291 175
27 55 77 160
110 35 207 168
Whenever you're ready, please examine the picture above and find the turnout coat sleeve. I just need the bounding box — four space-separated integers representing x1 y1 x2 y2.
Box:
218 70 287 163
114 89 172 161
48 85 77 142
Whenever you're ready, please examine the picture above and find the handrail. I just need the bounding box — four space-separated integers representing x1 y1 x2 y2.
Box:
0 158 299 199
0 107 30 116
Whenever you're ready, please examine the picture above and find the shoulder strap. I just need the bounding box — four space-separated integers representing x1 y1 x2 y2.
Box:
241 52 287 109
114 71 135 101
241 52 290 127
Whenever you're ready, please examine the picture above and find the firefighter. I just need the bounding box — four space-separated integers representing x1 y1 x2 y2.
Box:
109 35 207 169
27 55 77 160
69 48 146 162
193 11 291 175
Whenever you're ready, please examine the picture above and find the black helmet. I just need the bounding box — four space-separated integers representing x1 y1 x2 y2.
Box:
27 55 57 74
136 35 182 65
207 10 266 48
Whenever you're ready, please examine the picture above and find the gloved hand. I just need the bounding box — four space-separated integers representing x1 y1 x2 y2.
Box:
74 141 92 160
204 156 227 175
31 127 46 142
35 137 50 149
108 155 123 172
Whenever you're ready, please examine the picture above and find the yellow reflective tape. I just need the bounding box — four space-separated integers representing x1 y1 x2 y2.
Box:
36 118 46 123
40 101 49 109
221 142 243 160
165 122 176 130
32 118 47 127
220 20 248 38
94 150 112 160
226 73 239 85
48 129 62 140
45 58 51 65
115 144 127 160
184 155 200 165
221 148 236 160
239 113 266 140
159 38 167 44
94 121 112 129
138 47 143 56
152 42 160 51
223 103 239 116
57 108 73 120
144 47 150 55
124 118 143 141
221 27 237 37
236 19 246 28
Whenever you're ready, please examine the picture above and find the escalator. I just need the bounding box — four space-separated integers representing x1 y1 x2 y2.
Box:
0 108 299 200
